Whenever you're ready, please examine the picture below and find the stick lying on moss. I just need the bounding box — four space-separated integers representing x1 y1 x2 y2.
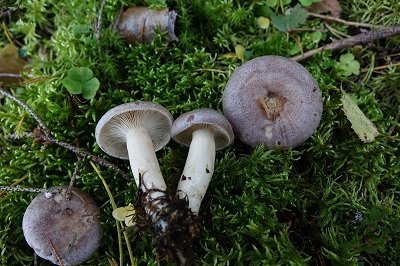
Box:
292 24 400 61
0 86 130 180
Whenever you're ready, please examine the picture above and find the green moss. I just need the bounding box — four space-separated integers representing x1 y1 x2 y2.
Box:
1 0 399 265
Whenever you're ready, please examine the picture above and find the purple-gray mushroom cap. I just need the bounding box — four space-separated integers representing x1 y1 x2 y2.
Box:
22 186 102 266
171 108 234 150
223 55 323 149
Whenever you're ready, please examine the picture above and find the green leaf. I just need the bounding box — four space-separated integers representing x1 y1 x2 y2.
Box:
337 53 360 77
271 4 309 32
61 67 100 99
81 78 100 100
341 89 379 143
299 0 321 7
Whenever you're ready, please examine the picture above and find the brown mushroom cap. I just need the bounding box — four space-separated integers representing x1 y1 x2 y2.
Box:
171 108 234 150
22 186 102 266
223 56 323 149
95 101 173 159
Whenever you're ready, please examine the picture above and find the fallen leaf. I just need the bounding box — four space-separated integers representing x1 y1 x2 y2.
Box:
306 0 342 17
341 89 379 143
0 43 27 84
112 204 136 227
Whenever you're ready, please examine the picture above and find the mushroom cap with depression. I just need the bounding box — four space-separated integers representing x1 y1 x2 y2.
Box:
22 186 102 266
171 108 234 150
223 55 323 149
95 101 173 159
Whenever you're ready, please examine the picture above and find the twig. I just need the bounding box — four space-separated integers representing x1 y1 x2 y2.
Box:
66 156 81 200
308 12 375 28
361 62 400 73
0 174 29 197
0 87 49 132
0 86 131 180
292 25 400 62
0 7 17 19
0 73 22 78
95 0 107 41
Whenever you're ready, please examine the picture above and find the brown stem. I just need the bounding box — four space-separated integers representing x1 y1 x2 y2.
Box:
292 25 400 62
308 12 375 28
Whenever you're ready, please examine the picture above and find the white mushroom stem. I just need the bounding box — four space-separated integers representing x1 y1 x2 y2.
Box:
126 127 168 220
177 128 215 214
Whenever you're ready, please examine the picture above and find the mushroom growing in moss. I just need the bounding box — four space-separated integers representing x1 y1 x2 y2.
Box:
223 55 323 149
22 186 102 266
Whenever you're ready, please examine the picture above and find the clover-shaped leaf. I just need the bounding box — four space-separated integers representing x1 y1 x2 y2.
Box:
271 4 308 32
337 53 360 77
62 66 100 99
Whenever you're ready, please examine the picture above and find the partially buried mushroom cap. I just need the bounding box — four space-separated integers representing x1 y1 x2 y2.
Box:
95 101 173 159
22 186 102 266
223 55 323 149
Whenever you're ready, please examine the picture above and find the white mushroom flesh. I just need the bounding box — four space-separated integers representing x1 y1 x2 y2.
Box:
177 128 215 214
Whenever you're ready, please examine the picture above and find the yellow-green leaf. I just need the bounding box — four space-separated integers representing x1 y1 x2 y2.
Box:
257 16 270 29
341 89 379 142
112 204 136 222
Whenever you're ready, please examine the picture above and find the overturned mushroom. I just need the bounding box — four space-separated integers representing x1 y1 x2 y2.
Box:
22 186 102 266
117 6 178 44
172 108 234 214
223 55 323 149
95 101 172 223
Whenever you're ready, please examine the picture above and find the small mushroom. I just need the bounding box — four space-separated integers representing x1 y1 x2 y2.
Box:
22 186 102 266
95 102 173 221
117 6 178 44
223 55 323 149
171 108 234 214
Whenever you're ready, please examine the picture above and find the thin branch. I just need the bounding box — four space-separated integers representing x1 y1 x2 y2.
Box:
0 86 131 180
66 156 81 199
0 73 22 78
0 7 18 19
0 87 49 131
361 62 400 73
308 12 375 28
292 25 400 62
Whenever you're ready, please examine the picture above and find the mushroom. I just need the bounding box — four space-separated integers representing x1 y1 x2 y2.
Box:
22 186 102 266
95 101 173 222
117 6 178 44
223 55 323 149
171 108 234 214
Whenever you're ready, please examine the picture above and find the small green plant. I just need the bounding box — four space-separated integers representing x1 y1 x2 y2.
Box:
337 53 361 77
271 4 309 32
61 66 100 100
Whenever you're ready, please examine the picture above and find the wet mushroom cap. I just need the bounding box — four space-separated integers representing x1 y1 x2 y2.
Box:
223 55 323 149
95 101 174 159
22 186 102 266
171 108 234 150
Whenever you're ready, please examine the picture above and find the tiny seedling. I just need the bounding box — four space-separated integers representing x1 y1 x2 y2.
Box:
61 66 100 100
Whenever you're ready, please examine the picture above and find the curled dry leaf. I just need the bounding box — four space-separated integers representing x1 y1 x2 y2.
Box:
117 6 178 44
0 44 27 84
306 0 342 17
